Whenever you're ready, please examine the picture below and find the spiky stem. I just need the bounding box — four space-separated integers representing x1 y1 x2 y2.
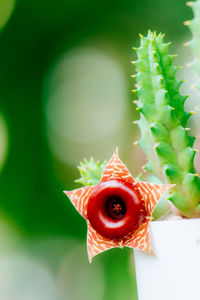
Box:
185 0 200 90
132 31 200 217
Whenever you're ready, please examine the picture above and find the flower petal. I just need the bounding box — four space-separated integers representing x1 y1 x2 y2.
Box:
123 218 153 253
64 186 95 219
87 223 123 262
101 148 135 184
134 181 174 215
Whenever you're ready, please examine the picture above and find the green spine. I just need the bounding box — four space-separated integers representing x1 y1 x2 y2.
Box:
132 31 200 217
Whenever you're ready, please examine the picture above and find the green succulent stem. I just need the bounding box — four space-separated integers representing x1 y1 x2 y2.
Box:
132 31 200 217
185 0 200 90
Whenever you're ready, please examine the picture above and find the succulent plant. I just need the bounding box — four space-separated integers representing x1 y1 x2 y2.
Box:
75 29 200 218
75 30 200 218
64 0 200 262
132 31 200 218
74 32 200 219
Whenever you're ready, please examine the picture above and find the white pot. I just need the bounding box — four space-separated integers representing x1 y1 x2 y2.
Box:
134 219 200 300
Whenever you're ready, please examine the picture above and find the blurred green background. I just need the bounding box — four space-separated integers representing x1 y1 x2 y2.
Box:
0 0 193 299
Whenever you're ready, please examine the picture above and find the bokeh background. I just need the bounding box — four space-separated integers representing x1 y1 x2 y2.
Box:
0 0 198 299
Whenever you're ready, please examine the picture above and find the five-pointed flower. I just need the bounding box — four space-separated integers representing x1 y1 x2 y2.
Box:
64 149 174 262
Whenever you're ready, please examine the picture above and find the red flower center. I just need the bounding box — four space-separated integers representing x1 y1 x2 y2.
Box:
87 180 145 240
106 196 126 220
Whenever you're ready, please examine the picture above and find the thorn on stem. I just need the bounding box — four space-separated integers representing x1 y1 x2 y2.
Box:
142 165 146 172
186 1 194 7
183 41 190 47
183 20 191 26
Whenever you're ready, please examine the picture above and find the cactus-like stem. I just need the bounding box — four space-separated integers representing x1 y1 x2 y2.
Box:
132 31 200 217
75 158 107 186
185 0 200 90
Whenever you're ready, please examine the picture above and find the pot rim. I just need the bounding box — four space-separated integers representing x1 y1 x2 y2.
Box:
151 218 200 224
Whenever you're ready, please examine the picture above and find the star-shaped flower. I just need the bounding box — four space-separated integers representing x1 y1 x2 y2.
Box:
64 149 173 262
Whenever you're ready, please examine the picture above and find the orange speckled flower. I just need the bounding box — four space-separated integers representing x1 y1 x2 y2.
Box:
64 149 173 262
